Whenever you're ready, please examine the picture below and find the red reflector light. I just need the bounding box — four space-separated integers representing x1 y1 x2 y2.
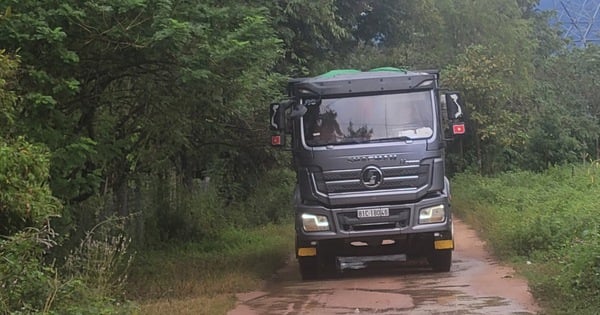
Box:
271 135 282 146
453 124 465 135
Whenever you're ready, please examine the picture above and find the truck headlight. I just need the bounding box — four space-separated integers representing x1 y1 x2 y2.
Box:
302 213 330 232
419 205 446 224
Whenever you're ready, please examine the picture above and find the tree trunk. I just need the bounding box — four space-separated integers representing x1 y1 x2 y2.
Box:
596 137 600 161
134 177 144 246
116 177 129 217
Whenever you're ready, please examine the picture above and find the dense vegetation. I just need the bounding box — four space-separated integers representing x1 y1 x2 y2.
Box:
1 0 600 313
453 164 600 314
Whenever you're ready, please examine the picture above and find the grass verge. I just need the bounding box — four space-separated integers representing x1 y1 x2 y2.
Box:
126 223 294 315
452 163 600 315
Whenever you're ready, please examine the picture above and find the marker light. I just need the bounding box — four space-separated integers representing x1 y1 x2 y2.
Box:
271 135 282 146
452 123 465 135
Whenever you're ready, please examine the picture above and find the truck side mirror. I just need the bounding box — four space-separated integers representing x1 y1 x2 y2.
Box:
270 102 283 131
444 92 466 136
445 92 464 121
269 102 287 146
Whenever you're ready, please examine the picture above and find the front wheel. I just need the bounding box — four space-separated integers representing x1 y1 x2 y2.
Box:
298 256 319 280
428 249 452 272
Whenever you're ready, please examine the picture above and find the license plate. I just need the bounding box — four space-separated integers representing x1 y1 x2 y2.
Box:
357 207 389 218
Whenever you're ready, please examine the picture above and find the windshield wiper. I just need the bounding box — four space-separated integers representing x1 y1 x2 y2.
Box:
335 136 414 144
368 136 414 143
322 136 417 145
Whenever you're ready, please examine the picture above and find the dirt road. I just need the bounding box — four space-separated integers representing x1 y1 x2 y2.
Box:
228 219 540 315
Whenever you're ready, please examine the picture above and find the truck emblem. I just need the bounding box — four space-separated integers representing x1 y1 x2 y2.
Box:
361 166 383 189
347 154 399 162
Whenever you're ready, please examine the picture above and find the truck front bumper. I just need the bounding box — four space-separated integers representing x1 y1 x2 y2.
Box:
295 194 453 260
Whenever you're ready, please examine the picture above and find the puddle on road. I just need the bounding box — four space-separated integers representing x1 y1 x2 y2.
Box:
233 286 531 314
230 259 537 315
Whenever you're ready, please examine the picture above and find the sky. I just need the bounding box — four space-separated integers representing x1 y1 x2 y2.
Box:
537 0 600 45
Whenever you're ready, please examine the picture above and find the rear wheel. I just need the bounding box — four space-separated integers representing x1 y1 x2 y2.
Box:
428 249 452 272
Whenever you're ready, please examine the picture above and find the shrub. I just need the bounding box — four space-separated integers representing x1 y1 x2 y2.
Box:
0 138 61 235
0 225 57 313
227 167 296 227
0 218 136 314
0 137 134 314
452 164 600 313
62 217 133 306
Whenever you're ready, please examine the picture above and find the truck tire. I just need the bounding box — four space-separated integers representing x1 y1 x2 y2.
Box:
298 256 319 280
428 249 452 272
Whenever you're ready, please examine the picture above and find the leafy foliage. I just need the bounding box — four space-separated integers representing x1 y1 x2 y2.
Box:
453 164 600 313
1 222 135 314
2 0 600 312
0 50 18 132
0 47 132 315
0 52 60 234
444 44 530 173
530 47 600 166
0 0 580 238
0 226 58 314
0 137 63 241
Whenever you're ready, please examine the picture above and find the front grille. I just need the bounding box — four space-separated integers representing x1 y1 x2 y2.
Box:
314 165 429 194
337 208 410 232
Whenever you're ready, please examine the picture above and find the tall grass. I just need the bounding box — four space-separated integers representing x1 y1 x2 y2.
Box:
452 163 600 314
126 167 297 314
0 217 136 314
127 223 294 315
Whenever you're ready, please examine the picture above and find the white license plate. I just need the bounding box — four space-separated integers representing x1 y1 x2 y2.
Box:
357 208 389 218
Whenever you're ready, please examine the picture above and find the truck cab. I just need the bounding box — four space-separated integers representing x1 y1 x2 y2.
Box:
270 68 465 279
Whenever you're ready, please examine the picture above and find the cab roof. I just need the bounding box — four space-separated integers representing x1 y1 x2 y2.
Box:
289 67 439 97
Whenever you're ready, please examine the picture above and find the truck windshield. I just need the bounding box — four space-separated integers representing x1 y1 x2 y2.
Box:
303 91 434 146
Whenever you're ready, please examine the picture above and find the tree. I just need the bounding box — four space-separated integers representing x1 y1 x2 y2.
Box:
0 51 61 235
0 1 283 218
528 47 600 166
444 45 531 173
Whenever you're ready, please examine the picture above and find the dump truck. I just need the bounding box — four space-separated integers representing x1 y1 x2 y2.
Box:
269 67 465 279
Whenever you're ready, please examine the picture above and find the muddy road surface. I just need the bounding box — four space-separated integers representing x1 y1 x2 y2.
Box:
228 219 540 315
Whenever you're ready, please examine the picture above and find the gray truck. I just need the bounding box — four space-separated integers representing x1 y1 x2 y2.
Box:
269 67 465 279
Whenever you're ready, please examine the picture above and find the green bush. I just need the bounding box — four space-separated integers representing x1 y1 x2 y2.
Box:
227 167 296 227
0 138 61 235
0 226 57 314
135 167 295 245
0 218 136 314
0 137 134 314
151 181 227 243
452 163 600 313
